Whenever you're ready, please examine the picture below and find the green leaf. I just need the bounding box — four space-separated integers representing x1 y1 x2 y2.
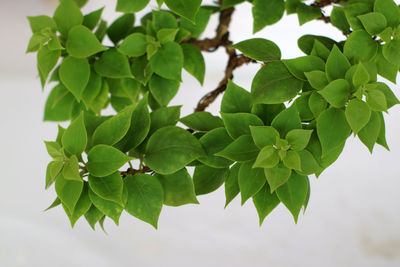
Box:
181 43 205 85
286 129 313 151
117 0 150 12
358 111 381 153
253 146 280 169
84 205 104 230
216 135 259 162
164 0 201 22
62 112 87 155
297 150 322 175
317 107 351 157
46 161 63 189
87 145 131 177
282 150 302 171
375 47 398 83
221 113 264 139
181 112 224 132
44 141 64 160
352 63 370 88
107 14 135 44
37 45 60 87
59 57 90 101
238 161 266 205
325 45 351 81
345 99 371 135
145 126 204 175
150 42 184 81
264 163 292 192
330 6 351 33
298 35 337 55
119 33 147 57
157 28 179 44
232 38 281 62
27 15 57 33
88 172 124 205
115 96 151 152
62 155 81 181
251 61 303 104
382 40 400 66
374 0 400 27
156 168 198 207
149 74 180 106
318 79 350 108
83 7 104 30
344 30 378 62
305 71 328 90
66 25 106 58
53 0 83 37
251 104 286 126
152 10 178 31
282 56 325 81
55 173 84 214
308 91 327 118
82 69 102 109
180 7 212 38
198 128 234 168
149 106 181 135
221 81 252 113
311 40 331 61
271 106 302 137
124 174 164 229
366 88 388 112
252 0 285 33
373 82 400 109
377 112 389 150
64 183 92 227
276 172 309 223
253 183 280 225
88 188 124 225
94 48 133 78
296 4 322 26
250 126 280 149
45 197 61 211
26 32 50 53
193 165 229 195
44 84 76 122
225 163 241 208
92 107 133 146
358 12 387 35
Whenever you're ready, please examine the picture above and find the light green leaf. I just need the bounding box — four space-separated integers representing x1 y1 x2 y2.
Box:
221 113 264 139
216 135 259 162
358 111 381 153
239 161 266 205
297 150 322 175
55 173 84 214
152 10 178 31
193 165 229 195
27 15 57 33
88 188 124 225
308 91 327 118
286 129 313 151
87 145 131 177
271 106 302 137
94 48 133 78
88 172 124 205
46 161 64 189
345 99 371 134
44 141 64 160
253 146 280 169
180 7 212 38
181 43 205 85
375 46 398 83
232 38 281 62
119 33 147 57
325 45 351 81
253 183 280 225
53 0 83 37
304 71 328 90
283 56 325 81
225 163 241 208
221 81 252 113
344 30 378 62
84 205 104 230
373 82 400 109
26 32 50 53
62 155 82 181
82 69 102 109
377 112 389 150
252 0 285 33
116 0 150 12
150 42 184 81
366 88 388 112
59 57 90 101
358 12 387 35
374 0 400 27
264 163 292 192
164 0 201 22
64 183 92 227
353 63 370 88
37 45 60 87
157 28 178 44
44 84 76 122
181 112 224 132
149 74 180 106
282 150 301 171
66 25 106 58
250 126 280 149
382 40 400 66
62 112 87 155
318 79 350 108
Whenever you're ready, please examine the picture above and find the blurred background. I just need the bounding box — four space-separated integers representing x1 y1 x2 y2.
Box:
1 0 400 266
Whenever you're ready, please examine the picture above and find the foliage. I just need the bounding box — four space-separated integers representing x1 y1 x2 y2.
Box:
29 0 400 230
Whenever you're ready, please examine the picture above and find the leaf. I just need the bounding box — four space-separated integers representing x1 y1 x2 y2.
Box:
37 45 60 87
107 14 135 45
221 0 246 9
124 174 164 228
116 0 150 12
88 172 124 205
297 150 322 175
221 113 264 139
46 161 64 189
358 111 381 153
92 106 133 146
330 6 351 33
250 126 280 149
156 168 198 207
27 15 57 33
216 135 259 162
308 92 327 118
296 3 321 25
64 183 92 227
252 0 285 33
83 7 104 30
44 84 76 122
88 188 124 225
345 99 371 134
145 126 204 175
119 33 147 57
94 48 133 78
311 40 331 61
305 71 328 90
26 32 50 53
45 197 61 211
44 141 63 160
181 43 205 85
66 25 106 58
325 45 351 81
149 106 181 135
232 38 281 62
251 61 303 104
164 0 201 22
276 172 309 223
286 129 313 151
264 163 292 192
283 56 325 81
181 112 224 132
282 150 301 171
152 10 178 31
150 42 184 81
374 0 400 27
53 0 83 37
82 69 102 108
198 127 234 168
318 79 350 108
298 35 337 55
317 107 351 158
180 7 212 38
253 183 280 225
373 82 400 109
352 63 370 88
358 12 387 35
55 173 84 214
62 155 82 181
377 112 389 150
366 88 388 112
193 165 229 195
344 30 378 62
59 57 90 101
149 74 180 106
382 40 400 66
251 104 286 126
225 163 241 208
253 146 280 169
294 94 314 121
271 106 302 137
84 205 104 230
221 81 252 113
87 145 131 177
238 161 266 205
62 112 87 155
375 47 398 83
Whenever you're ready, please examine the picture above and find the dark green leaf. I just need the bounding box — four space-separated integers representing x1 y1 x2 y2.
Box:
83 7 104 30
193 165 229 195
238 161 266 205
253 183 280 225
164 0 201 22
107 14 135 44
181 112 224 132
358 111 381 153
344 30 378 62
377 112 389 150
373 82 400 109
216 135 259 162
232 38 281 62
296 4 322 25
221 81 252 113
382 40 400 66
150 42 184 81
94 48 133 78
117 0 150 13
149 74 180 106
221 112 264 139
181 43 205 85
271 106 302 137
225 163 241 208
84 205 104 230
330 6 351 33
252 0 285 33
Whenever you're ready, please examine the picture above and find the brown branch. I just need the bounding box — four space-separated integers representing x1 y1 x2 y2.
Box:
311 0 345 8
120 166 152 177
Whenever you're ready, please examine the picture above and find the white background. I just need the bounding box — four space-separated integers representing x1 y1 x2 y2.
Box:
1 0 400 266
